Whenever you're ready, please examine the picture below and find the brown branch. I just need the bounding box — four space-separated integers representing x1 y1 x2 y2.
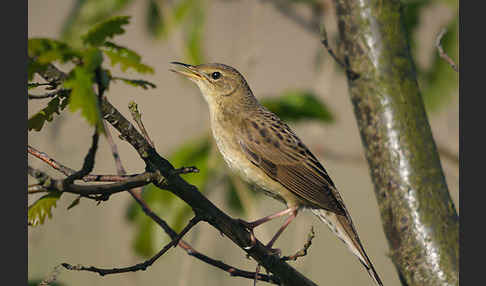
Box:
178 240 280 284
319 23 359 80
128 101 155 148
28 88 67 100
62 217 200 276
281 226 315 262
64 130 99 185
28 145 140 182
436 28 458 72
28 166 159 199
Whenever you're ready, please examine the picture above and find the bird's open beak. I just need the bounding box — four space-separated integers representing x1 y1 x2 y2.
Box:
170 62 207 81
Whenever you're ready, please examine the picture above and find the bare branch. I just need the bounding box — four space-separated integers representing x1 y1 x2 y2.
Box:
436 28 458 72
62 217 201 276
28 145 141 182
64 130 99 185
320 24 359 80
281 226 315 262
171 166 200 176
178 240 280 285
28 88 67 100
128 101 155 148
28 166 159 198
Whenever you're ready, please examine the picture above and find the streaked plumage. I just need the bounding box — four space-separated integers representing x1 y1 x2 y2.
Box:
171 62 383 286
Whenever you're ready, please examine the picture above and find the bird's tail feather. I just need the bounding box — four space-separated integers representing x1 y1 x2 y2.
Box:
312 209 383 286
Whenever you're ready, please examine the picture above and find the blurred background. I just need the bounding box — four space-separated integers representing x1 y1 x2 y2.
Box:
28 0 458 285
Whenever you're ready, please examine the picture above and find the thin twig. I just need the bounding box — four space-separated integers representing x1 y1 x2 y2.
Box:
320 25 359 79
28 184 48 194
62 217 201 276
436 28 458 72
103 120 127 174
64 130 99 185
171 166 200 176
128 101 155 148
28 145 140 182
28 166 159 199
281 226 315 262
28 89 67 100
178 241 280 284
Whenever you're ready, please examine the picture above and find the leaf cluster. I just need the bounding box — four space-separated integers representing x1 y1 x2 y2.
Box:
28 16 156 134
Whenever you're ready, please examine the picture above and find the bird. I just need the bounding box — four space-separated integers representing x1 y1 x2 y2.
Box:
170 62 383 286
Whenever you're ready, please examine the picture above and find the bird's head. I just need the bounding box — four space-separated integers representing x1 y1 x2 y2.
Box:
170 62 256 114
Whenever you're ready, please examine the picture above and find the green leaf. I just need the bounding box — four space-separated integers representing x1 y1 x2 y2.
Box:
63 67 104 132
261 90 334 123
81 16 131 47
113 77 157 89
61 0 133 47
102 42 155 74
28 38 79 64
28 192 62 226
28 96 69 132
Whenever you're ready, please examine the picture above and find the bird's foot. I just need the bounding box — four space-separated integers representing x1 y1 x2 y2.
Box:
237 219 257 250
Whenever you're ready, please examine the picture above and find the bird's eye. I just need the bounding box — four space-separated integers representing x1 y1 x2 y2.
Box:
211 72 221 80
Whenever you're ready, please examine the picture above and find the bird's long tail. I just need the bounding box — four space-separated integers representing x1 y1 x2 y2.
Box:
312 209 383 286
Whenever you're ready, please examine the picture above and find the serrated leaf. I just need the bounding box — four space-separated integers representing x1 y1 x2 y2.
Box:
261 90 334 123
63 67 104 132
28 192 62 226
82 16 131 47
113 77 157 89
28 97 68 132
28 38 79 64
102 42 154 74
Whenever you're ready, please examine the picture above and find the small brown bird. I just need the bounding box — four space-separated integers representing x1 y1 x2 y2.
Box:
171 62 383 286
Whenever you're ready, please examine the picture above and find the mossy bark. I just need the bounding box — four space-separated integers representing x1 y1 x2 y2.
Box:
332 0 459 285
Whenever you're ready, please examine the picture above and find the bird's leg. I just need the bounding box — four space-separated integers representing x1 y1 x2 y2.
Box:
266 209 298 253
238 207 298 250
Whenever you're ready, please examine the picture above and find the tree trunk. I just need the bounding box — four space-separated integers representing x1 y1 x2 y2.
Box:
332 1 459 285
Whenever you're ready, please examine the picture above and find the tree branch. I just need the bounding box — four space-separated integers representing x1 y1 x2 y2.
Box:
28 145 140 182
436 28 458 72
333 1 459 285
28 166 159 199
62 217 200 276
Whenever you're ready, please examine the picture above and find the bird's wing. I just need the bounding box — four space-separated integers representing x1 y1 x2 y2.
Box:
238 109 345 215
